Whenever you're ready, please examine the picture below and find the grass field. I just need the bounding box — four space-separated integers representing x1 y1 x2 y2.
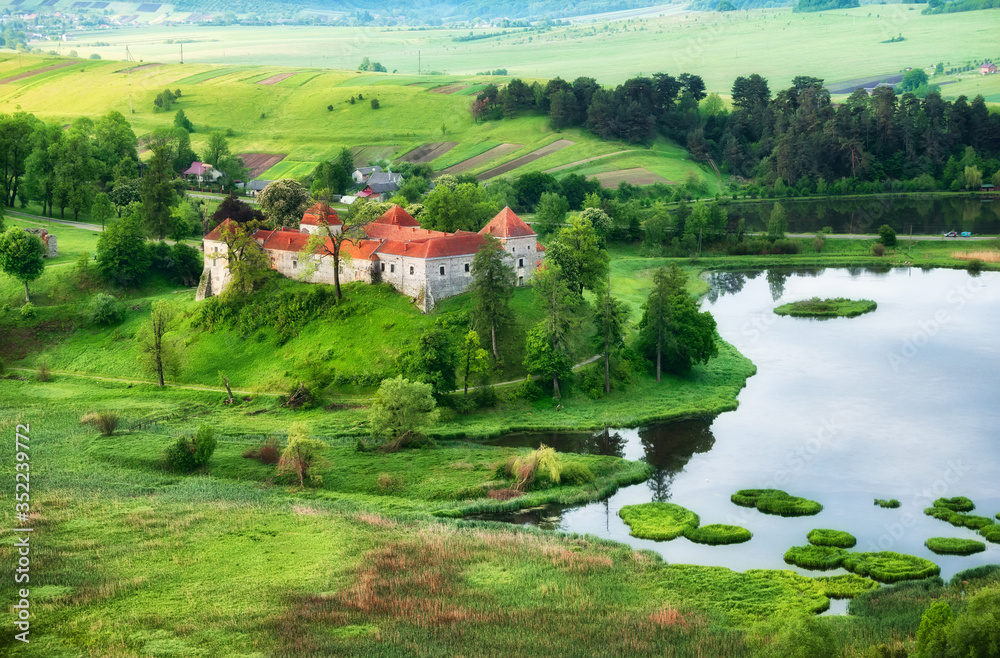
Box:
52 6 1000 98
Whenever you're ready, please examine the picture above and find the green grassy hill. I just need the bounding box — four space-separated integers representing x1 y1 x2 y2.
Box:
0 53 718 192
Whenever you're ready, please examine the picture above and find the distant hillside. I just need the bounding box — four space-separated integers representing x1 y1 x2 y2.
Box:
172 0 676 22
793 0 858 11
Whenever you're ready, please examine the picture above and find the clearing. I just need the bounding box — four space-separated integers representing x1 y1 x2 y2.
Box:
397 141 458 163
592 168 673 187
477 139 575 180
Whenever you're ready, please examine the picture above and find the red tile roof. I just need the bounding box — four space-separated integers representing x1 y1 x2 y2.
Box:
375 204 420 227
301 202 341 226
253 228 380 261
378 232 485 259
365 223 451 241
204 218 239 241
479 207 536 238
183 161 212 176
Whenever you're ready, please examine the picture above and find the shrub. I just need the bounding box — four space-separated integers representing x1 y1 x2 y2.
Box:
813 236 825 253
807 529 857 548
371 98 380 109
164 424 217 472
36 360 50 382
878 224 897 247
243 437 280 464
731 489 823 516
512 444 561 490
376 473 404 493
88 292 125 326
20 302 36 320
934 496 974 512
924 537 986 556
766 615 839 658
618 502 700 541
841 551 940 584
872 242 886 257
784 545 848 570
276 423 327 487
875 498 901 508
81 411 120 436
684 524 752 545
966 258 983 274
559 461 595 485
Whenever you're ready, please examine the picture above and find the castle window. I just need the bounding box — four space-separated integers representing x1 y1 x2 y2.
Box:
464 263 470 273
390 264 395 273
518 276 524 286
380 263 385 272
518 258 524 268
439 265 446 276
409 265 414 275
292 260 298 269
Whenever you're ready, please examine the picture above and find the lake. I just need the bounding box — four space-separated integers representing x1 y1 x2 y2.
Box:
727 196 1000 236
487 267 1000 582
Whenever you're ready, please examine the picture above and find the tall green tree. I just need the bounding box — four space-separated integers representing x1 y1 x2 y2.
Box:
534 192 569 236
141 131 178 239
298 208 376 300
203 131 231 168
460 330 490 396
257 179 310 228
219 221 270 297
0 112 39 207
469 234 516 361
636 264 684 382
524 265 579 399
421 182 495 232
52 124 97 221
547 215 608 296
767 202 787 240
136 300 177 387
23 122 61 216
91 192 114 230
0 227 45 302
367 376 438 448
96 210 151 287
93 110 139 183
399 326 459 396
637 264 717 379
594 281 629 394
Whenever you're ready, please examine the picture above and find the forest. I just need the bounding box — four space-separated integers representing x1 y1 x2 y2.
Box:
475 72 1000 190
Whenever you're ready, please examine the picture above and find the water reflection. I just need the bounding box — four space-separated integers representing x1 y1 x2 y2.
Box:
640 421 716 502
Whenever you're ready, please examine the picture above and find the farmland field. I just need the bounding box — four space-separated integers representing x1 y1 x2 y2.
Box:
57 6 1000 96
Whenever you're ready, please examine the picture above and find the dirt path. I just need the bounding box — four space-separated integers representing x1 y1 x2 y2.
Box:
257 72 296 85
438 144 522 176
0 61 76 84
544 150 637 173
398 142 458 164
8 368 283 396
476 139 575 181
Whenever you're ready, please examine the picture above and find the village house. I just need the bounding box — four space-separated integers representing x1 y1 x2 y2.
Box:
183 161 223 185
197 203 544 310
358 171 404 201
980 62 997 75
351 166 382 185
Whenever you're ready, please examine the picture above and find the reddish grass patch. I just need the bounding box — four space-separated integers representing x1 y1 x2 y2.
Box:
0 61 76 84
429 84 468 94
649 608 689 628
237 153 286 179
257 72 296 85
487 488 524 501
591 168 673 187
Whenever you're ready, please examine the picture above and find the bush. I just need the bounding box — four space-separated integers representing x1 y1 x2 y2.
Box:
165 424 217 472
559 461 595 485
20 302 36 320
376 472 404 492
88 293 125 326
966 258 983 274
878 224 897 247
813 236 825 253
841 551 940 584
784 544 848 571
924 537 986 556
36 360 49 382
684 524 752 545
807 528 857 548
81 411 120 436
934 496 974 512
511 445 561 490
731 489 823 516
618 502 700 541
814 574 879 598
243 437 280 464
872 242 886 256
875 498 901 508
371 98 380 109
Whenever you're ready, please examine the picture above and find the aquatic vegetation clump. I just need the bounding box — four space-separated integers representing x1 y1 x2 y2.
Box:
874 498 901 509
934 496 975 512
619 503 700 541
807 529 857 548
814 574 880 598
841 551 940 584
784 545 849 570
924 537 986 556
684 524 753 545
979 525 1000 544
731 489 823 516
773 297 877 318
924 507 996 530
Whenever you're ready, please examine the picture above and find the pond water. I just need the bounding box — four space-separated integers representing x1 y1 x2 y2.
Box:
728 196 1000 236
486 267 1000 582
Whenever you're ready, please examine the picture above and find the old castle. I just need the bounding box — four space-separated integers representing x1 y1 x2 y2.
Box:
197 203 545 310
